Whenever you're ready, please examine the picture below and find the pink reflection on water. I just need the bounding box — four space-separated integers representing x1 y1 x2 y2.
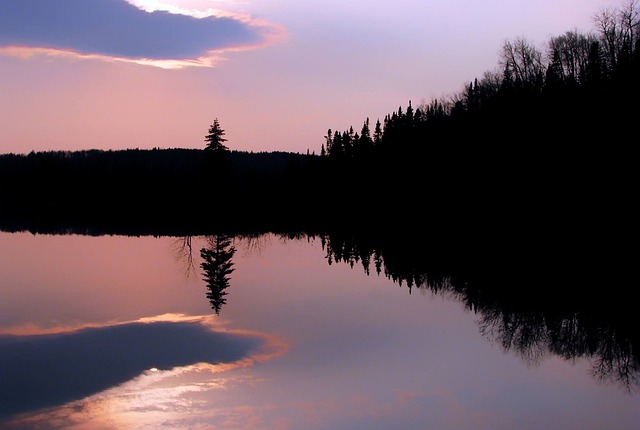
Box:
2 232 640 430
0 233 211 330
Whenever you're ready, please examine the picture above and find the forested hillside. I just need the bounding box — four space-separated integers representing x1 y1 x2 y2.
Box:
318 0 637 242
323 1 638 159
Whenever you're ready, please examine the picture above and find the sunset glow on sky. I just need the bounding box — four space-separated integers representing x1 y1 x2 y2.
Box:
0 0 626 155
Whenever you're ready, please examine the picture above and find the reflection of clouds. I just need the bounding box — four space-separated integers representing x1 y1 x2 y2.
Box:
0 0 285 69
0 312 209 336
2 314 288 430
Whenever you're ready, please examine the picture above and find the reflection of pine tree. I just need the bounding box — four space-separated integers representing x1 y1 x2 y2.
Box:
200 234 236 315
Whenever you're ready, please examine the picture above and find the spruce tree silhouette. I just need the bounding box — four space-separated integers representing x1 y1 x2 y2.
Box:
200 234 236 315
204 119 229 153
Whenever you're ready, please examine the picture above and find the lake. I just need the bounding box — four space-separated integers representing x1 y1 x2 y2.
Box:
0 231 638 429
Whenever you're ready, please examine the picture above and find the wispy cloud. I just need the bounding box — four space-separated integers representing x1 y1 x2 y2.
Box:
0 0 284 68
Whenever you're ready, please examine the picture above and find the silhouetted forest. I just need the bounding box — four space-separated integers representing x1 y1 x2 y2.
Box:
314 1 638 304
321 2 638 229
0 148 326 234
0 2 636 288
2 2 637 236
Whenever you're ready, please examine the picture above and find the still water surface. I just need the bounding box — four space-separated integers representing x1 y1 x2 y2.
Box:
0 232 638 429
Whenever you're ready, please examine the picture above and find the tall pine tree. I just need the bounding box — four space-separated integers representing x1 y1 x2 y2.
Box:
204 119 229 153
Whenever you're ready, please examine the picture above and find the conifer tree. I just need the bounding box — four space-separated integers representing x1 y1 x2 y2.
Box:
200 234 236 315
373 119 383 145
204 119 229 153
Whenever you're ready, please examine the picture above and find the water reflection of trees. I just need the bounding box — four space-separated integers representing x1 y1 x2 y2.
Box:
173 229 638 392
177 233 311 316
199 235 236 315
174 235 235 314
478 305 640 392
321 230 640 393
172 236 197 278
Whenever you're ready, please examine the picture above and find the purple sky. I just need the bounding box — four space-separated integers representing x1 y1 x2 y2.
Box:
0 0 626 154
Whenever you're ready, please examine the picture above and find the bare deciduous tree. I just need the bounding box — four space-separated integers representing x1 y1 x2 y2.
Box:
500 37 545 87
593 0 640 68
547 30 599 84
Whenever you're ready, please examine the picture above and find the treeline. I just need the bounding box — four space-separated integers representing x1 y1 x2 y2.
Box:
318 1 638 249
322 1 637 200
324 0 639 159
0 148 325 234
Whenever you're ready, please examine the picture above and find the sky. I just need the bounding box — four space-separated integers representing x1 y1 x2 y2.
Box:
0 0 626 155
